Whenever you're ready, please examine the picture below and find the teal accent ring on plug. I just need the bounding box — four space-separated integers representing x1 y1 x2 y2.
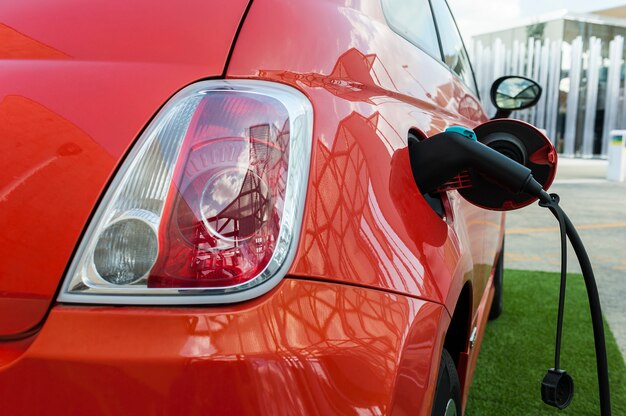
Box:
446 126 477 141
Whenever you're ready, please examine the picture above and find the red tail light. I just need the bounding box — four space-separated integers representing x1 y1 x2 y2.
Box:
150 94 290 288
59 81 313 304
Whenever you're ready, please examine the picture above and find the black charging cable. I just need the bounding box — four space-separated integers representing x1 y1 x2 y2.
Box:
538 192 575 409
538 191 611 415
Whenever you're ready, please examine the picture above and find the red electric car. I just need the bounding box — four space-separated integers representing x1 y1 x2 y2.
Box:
0 0 541 414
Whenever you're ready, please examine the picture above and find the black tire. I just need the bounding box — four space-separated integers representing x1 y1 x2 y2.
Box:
488 238 505 320
431 348 462 416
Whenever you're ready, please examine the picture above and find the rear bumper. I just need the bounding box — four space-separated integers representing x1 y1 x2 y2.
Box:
0 278 447 415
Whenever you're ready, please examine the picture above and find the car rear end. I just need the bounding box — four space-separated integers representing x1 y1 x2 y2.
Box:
0 0 490 414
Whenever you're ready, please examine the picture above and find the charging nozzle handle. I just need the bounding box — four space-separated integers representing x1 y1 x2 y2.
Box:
409 131 544 197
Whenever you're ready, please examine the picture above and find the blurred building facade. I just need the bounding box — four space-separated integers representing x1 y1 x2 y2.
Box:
470 7 626 157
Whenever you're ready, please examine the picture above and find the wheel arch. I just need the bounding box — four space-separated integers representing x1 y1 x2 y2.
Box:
443 281 473 390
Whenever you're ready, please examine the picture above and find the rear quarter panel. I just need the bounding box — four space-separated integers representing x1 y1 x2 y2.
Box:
227 1 504 410
226 0 502 318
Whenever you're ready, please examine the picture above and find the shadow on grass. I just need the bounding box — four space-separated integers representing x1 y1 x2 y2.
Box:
465 269 626 415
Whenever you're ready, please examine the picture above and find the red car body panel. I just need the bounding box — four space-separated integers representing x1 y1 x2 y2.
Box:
226 2 504 408
0 0 250 336
227 0 501 335
1 0 505 414
1 279 448 415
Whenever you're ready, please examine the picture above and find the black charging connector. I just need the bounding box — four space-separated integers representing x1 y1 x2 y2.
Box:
409 131 544 197
542 368 575 409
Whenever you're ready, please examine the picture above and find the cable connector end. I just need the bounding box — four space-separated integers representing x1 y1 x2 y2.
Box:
541 368 574 409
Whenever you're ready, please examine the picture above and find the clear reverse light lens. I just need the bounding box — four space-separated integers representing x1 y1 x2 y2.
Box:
58 80 313 304
93 210 159 285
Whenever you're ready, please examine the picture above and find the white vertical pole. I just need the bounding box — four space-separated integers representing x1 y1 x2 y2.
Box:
617 43 626 154
530 39 542 125
505 48 512 75
493 39 501 113
536 40 551 129
545 40 561 144
526 37 535 78
512 40 520 75
517 42 526 80
516 42 526 120
520 38 535 122
564 36 583 156
602 36 623 156
494 38 504 80
582 37 602 157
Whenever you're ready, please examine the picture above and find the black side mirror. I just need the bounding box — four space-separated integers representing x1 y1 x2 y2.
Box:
490 76 542 119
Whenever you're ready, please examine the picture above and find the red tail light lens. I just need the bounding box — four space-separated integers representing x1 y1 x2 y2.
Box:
149 94 290 288
59 81 313 304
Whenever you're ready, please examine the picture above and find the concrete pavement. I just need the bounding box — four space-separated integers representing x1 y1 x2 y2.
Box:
504 158 626 356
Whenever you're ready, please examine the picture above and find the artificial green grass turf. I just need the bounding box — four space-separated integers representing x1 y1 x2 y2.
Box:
465 269 626 415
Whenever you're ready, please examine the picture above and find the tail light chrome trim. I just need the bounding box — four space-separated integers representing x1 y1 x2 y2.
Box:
58 80 313 304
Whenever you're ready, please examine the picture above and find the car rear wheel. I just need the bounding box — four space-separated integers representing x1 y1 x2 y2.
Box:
488 238 505 320
431 348 462 416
